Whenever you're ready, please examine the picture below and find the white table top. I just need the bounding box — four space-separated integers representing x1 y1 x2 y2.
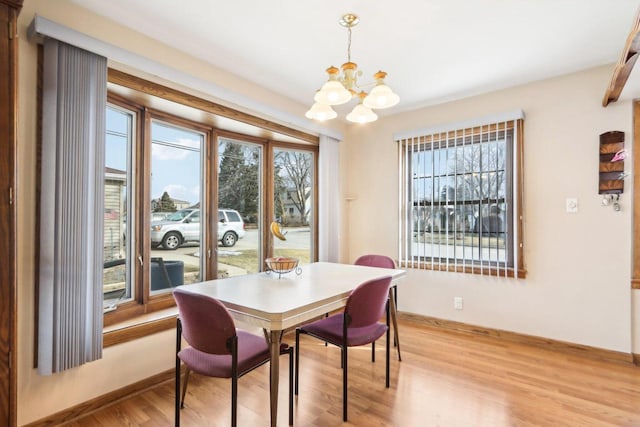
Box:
179 261 405 330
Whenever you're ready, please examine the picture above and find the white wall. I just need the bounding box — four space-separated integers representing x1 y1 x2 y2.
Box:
342 65 637 355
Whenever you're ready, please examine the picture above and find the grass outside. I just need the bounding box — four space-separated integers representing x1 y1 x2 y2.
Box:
218 249 311 274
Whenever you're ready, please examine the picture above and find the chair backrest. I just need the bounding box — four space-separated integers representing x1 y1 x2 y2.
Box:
345 276 392 328
173 288 237 355
354 254 396 269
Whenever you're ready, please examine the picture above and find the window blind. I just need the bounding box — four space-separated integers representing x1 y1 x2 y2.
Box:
397 112 524 277
39 39 107 374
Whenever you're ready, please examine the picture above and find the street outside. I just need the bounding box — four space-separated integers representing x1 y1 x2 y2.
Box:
150 226 311 278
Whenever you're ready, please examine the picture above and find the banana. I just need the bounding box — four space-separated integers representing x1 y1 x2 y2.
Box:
270 221 286 241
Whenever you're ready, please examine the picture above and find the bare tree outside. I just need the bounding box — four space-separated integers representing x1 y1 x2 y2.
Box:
274 150 312 226
410 132 511 264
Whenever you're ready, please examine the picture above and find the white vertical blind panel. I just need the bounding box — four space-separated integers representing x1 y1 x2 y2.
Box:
318 135 340 262
39 39 106 375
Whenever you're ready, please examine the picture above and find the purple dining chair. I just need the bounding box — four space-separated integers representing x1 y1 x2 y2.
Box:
173 288 293 427
354 254 402 361
294 276 392 422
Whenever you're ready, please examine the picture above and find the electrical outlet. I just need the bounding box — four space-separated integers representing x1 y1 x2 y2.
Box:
454 297 463 310
566 198 578 213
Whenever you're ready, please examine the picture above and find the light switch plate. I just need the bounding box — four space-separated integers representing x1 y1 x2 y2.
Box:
566 198 578 213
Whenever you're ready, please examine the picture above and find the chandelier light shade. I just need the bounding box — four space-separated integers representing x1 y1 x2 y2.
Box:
363 71 400 109
314 67 352 106
305 102 338 121
346 92 378 123
305 13 400 123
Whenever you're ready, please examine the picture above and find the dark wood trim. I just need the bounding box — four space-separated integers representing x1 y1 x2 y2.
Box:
0 0 22 10
209 130 220 279
103 315 176 347
603 10 640 106
205 128 214 279
103 295 177 327
33 45 42 369
0 2 20 425
264 141 275 262
399 312 634 366
107 68 319 145
22 368 176 427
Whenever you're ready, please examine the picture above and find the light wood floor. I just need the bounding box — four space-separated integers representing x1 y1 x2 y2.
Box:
66 318 640 426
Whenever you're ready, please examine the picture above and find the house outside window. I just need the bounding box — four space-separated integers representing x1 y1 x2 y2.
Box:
397 111 525 278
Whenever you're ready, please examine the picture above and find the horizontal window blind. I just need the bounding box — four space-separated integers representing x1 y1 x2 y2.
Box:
397 114 524 277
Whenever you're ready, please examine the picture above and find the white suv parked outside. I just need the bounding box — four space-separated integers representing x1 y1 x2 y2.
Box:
150 208 245 250
218 209 246 247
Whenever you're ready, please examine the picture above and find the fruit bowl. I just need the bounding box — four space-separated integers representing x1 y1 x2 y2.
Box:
265 257 301 278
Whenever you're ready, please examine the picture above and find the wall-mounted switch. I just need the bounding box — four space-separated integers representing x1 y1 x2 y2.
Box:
566 198 578 213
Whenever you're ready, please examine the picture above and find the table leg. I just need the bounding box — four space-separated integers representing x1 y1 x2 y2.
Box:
268 329 281 427
389 287 402 361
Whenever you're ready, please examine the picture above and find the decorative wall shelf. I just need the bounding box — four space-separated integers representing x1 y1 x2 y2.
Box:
599 131 625 195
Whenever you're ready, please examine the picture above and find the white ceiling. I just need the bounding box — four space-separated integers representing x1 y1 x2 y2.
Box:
71 0 640 117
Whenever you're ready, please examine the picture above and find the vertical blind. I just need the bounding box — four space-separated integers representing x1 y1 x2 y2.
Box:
318 135 341 262
39 39 107 374
396 111 524 277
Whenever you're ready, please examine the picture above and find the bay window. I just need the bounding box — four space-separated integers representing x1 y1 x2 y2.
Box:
102 77 318 328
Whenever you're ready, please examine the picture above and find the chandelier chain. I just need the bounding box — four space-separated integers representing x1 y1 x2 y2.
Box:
347 25 352 63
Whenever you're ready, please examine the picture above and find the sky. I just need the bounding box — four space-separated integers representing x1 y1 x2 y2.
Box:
106 107 202 205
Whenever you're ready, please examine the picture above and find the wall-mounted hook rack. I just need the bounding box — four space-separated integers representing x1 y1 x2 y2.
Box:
601 193 621 211
598 131 625 195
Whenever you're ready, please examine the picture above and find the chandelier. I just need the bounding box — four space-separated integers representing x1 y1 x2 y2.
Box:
305 13 400 124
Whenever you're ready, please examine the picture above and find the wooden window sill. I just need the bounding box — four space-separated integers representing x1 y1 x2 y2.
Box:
103 307 177 348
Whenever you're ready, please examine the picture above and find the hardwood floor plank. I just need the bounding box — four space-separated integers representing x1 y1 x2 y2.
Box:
62 318 640 426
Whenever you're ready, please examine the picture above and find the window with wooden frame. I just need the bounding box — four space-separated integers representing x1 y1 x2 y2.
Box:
101 89 318 330
103 97 215 325
397 112 526 278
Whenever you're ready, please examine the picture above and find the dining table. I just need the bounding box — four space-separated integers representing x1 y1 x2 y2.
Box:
177 261 406 427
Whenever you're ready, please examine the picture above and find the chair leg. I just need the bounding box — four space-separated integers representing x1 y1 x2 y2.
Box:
294 329 300 395
288 346 294 425
180 368 191 409
386 302 391 388
175 359 181 427
342 346 348 422
371 341 375 362
390 287 402 361
231 375 238 427
386 335 390 388
175 319 182 427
